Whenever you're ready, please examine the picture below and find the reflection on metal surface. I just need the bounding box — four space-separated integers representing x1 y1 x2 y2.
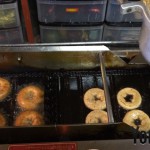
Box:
0 44 109 52
102 51 149 68
0 52 101 70
0 43 140 70
55 45 109 52
129 53 148 64
0 50 146 71
103 51 127 68
0 41 139 52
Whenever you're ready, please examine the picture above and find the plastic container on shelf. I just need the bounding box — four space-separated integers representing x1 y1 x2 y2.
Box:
36 0 107 23
0 27 23 44
0 1 20 28
102 24 141 41
0 0 16 4
40 25 103 43
106 0 142 23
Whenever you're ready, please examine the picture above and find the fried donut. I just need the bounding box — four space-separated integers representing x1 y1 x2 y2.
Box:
85 110 108 124
84 88 106 110
17 85 44 110
123 110 150 132
0 77 11 102
14 111 44 126
117 87 142 110
0 113 6 126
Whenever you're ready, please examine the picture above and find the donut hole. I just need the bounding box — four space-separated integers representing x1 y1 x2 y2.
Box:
134 118 141 126
124 94 133 102
93 94 101 101
23 118 33 126
96 118 101 123
92 117 101 123
24 91 35 100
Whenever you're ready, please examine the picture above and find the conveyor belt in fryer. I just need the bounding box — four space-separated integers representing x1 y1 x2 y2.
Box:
2 67 150 126
57 70 105 124
0 72 51 126
0 69 107 126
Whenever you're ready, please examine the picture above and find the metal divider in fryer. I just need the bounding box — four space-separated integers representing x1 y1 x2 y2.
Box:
99 53 114 123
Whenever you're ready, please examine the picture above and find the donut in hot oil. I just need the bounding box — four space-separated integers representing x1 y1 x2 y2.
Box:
123 110 150 132
14 110 44 126
0 77 11 102
17 85 44 110
84 88 106 110
117 87 142 110
85 110 108 124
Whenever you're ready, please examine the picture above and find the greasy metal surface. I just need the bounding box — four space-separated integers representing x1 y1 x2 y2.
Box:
0 43 140 70
0 50 146 71
103 51 127 68
103 51 148 67
129 53 148 64
0 52 101 70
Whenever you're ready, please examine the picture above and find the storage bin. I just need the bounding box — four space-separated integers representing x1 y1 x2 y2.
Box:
37 0 107 23
0 1 20 28
102 25 141 41
106 0 142 23
0 0 15 4
40 25 103 43
0 27 23 44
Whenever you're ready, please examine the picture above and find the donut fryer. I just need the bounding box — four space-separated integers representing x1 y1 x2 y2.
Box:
0 42 150 149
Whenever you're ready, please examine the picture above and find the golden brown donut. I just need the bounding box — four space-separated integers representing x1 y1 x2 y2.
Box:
84 88 106 110
17 85 44 110
14 111 44 126
0 113 6 126
123 110 150 132
85 110 108 124
117 87 142 110
0 77 11 102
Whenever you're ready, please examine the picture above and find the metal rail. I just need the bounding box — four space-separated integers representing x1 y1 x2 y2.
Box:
0 41 139 52
99 53 114 123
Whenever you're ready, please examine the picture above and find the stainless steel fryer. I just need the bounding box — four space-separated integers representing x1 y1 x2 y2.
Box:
0 42 149 149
